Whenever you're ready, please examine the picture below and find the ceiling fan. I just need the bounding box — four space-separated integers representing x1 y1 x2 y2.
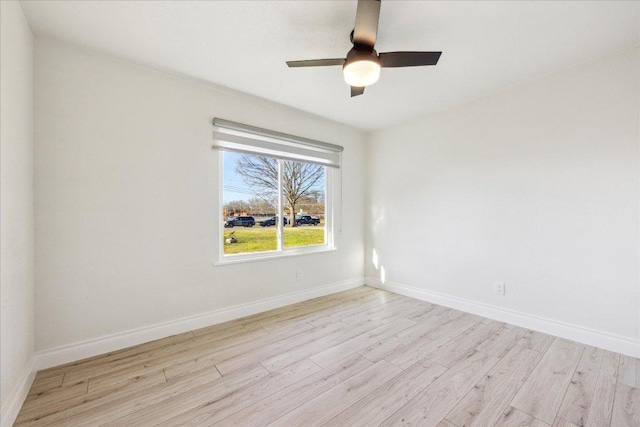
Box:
286 0 442 97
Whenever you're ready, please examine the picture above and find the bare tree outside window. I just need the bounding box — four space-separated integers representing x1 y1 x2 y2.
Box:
235 156 324 227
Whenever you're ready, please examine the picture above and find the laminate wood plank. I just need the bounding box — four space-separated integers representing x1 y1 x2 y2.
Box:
162 320 314 379
15 366 218 426
619 355 640 388
165 319 314 375
379 350 500 426
279 291 388 326
236 293 345 325
338 287 396 300
584 350 620 427
310 317 416 368
268 360 403 427
495 406 551 427
72 364 267 426
384 313 479 369
611 383 640 427
231 307 297 328
129 359 321 426
18 381 87 420
182 323 249 343
331 286 377 301
323 358 447 427
322 287 388 305
399 301 439 320
216 321 347 374
339 298 426 325
21 378 88 408
223 298 323 332
332 298 412 323
215 354 373 427
302 291 403 327
413 304 461 322
242 300 330 330
427 320 504 368
477 326 528 358
76 326 272 392
36 331 195 381
14 370 166 425
237 316 388 373
60 324 261 386
240 301 308 322
315 292 404 323
517 330 555 353
159 335 275 380
261 316 315 334
445 345 542 427
241 298 344 330
302 295 341 305
326 296 409 322
553 418 581 427
436 420 458 427
25 373 65 398
557 346 607 426
79 324 264 392
185 320 316 358
409 304 466 323
511 338 584 424
270 295 346 318
358 306 462 362
190 320 247 337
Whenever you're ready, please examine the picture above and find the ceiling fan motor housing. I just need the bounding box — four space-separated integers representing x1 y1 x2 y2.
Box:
344 47 379 66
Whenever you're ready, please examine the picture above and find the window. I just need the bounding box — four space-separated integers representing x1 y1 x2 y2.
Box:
213 119 341 264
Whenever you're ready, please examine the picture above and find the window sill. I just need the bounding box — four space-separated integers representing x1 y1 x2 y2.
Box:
213 246 336 267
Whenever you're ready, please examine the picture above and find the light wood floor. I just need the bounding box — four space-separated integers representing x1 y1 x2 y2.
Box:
15 286 640 426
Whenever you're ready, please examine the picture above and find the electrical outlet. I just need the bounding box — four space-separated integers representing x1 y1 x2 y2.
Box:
494 282 505 296
296 270 303 280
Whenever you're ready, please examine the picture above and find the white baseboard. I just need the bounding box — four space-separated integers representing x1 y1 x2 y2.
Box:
1 355 36 427
367 277 640 358
35 277 364 370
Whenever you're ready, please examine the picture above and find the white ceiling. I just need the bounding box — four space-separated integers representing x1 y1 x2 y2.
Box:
20 1 640 131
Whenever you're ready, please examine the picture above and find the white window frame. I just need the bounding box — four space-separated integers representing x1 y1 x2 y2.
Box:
213 123 339 266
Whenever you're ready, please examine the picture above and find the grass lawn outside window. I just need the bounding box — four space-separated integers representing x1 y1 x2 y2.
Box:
224 223 325 255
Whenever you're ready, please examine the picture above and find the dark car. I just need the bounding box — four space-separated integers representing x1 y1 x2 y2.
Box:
295 215 320 226
259 216 289 227
224 216 255 228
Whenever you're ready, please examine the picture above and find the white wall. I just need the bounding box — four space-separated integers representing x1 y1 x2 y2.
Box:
0 0 35 421
366 48 640 352
34 38 366 355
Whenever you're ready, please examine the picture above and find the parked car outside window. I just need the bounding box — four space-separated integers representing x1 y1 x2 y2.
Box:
295 215 320 226
224 216 256 228
259 216 289 227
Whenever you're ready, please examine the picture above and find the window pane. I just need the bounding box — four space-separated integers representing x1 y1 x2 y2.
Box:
222 152 278 255
282 160 326 248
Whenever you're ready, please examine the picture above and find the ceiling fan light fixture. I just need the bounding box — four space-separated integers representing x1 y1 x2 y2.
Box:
343 58 381 87
286 0 442 97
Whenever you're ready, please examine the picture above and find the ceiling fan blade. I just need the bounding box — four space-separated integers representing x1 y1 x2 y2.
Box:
379 51 442 68
353 0 381 49
286 58 345 67
351 86 365 97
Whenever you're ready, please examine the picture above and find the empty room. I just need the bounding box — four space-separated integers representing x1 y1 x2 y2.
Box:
1 0 639 426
